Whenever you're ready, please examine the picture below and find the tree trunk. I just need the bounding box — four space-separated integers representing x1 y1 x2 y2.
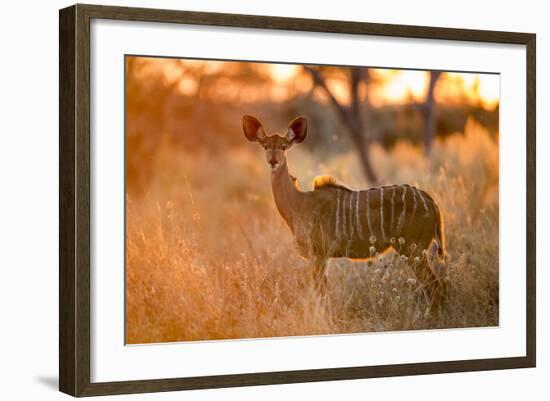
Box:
348 123 378 184
423 71 441 154
304 66 379 185
348 69 378 184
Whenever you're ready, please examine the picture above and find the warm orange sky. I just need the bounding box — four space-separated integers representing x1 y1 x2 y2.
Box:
268 64 499 110
152 58 499 110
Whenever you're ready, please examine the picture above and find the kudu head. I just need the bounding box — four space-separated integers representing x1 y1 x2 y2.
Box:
243 115 308 172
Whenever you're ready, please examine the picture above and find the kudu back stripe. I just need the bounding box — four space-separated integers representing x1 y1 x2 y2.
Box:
244 114 446 305
335 188 341 239
330 184 440 248
355 191 364 239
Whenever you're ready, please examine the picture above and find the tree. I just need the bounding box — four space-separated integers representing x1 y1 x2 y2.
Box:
422 71 442 154
304 66 379 185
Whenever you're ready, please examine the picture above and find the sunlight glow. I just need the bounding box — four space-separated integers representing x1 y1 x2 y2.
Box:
270 64 301 83
370 69 429 106
152 58 499 110
438 73 500 110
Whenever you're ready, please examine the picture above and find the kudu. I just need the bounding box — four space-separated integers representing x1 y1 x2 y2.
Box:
243 115 447 306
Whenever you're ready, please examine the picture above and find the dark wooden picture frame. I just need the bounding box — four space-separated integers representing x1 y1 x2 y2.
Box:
59 3 536 397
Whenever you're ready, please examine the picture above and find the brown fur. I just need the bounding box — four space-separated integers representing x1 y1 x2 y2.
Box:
243 115 447 308
313 175 350 191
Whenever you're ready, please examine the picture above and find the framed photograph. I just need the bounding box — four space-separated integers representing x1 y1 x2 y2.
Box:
59 4 536 397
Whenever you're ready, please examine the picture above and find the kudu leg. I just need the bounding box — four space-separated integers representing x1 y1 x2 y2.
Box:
311 257 328 295
410 245 446 315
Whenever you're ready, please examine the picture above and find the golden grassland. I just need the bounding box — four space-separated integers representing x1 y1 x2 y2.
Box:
125 119 499 344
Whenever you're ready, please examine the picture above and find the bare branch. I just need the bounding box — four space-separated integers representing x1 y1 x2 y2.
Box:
350 68 362 120
303 65 379 184
303 66 350 123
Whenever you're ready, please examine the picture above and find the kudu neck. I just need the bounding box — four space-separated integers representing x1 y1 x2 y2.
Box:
270 159 304 228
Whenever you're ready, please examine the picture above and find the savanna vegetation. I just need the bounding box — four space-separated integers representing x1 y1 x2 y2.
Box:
125 57 499 344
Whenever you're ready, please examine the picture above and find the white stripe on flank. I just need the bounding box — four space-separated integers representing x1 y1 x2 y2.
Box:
411 187 418 223
335 189 341 239
366 190 373 237
390 186 396 234
356 191 364 239
343 192 349 238
434 221 440 249
417 189 429 216
380 187 385 242
349 191 355 238
397 185 408 233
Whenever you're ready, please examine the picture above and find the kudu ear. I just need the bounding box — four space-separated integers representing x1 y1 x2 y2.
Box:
243 115 266 143
286 116 308 144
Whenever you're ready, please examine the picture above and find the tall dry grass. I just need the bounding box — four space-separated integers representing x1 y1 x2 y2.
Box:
126 119 499 344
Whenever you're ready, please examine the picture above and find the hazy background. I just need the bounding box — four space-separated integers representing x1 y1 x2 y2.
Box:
125 56 499 344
